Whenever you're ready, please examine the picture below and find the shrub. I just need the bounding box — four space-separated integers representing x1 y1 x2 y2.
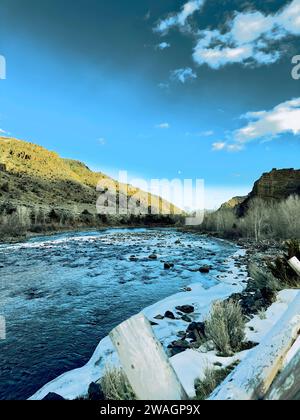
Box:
194 362 238 400
205 300 245 356
248 263 281 292
100 366 136 401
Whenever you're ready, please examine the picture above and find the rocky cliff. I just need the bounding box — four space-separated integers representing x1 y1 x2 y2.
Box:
237 168 300 215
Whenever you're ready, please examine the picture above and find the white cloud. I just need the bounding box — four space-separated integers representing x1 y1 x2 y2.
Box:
170 67 197 83
155 0 206 34
213 97 300 152
156 42 171 50
155 123 170 129
193 0 300 68
0 128 7 135
235 98 300 143
97 138 106 145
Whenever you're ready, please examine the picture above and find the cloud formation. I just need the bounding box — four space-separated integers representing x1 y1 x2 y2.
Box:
154 0 205 34
193 0 300 68
213 98 300 151
235 98 300 142
170 67 197 83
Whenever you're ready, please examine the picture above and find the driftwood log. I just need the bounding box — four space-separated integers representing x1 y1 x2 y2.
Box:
110 313 188 400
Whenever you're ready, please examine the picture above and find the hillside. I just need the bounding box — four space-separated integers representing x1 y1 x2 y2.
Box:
0 137 183 239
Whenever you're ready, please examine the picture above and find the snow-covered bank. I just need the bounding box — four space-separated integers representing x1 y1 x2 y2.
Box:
29 248 247 400
175 289 299 398
29 240 299 401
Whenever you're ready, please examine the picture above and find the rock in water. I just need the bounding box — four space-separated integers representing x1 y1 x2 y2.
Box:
164 262 174 270
148 254 158 260
199 266 210 273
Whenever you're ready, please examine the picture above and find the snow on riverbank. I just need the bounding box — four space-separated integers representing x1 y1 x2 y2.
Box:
30 248 297 401
173 288 298 398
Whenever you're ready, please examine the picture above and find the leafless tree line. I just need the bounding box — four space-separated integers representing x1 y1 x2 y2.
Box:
202 195 300 241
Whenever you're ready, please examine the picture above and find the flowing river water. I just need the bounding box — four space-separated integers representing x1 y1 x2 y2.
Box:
0 228 243 400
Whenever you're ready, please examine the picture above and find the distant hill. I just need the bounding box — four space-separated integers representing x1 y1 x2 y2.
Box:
0 137 183 238
219 196 247 211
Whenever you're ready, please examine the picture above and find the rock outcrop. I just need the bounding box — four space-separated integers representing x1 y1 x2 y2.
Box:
237 168 300 215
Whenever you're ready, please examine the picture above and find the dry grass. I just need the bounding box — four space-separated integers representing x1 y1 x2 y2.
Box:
194 362 239 400
100 366 136 401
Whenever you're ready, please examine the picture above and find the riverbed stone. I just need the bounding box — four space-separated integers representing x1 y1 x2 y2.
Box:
88 382 105 401
164 310 175 319
164 262 174 270
148 254 158 260
199 266 210 273
176 305 194 314
181 314 192 323
42 392 65 401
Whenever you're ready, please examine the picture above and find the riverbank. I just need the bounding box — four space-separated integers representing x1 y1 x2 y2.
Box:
1 227 293 400
29 235 297 400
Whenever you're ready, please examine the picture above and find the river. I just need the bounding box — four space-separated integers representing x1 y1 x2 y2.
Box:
0 228 240 400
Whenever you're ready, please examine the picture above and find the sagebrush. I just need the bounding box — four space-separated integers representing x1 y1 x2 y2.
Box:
205 300 245 356
100 366 136 401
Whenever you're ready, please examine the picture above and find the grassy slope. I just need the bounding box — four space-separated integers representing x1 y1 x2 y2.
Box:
0 137 182 216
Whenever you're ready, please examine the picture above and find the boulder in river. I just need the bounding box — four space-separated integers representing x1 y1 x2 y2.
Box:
199 266 210 274
164 262 174 270
148 254 158 260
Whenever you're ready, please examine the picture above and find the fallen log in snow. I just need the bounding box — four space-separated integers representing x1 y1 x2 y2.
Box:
110 313 188 400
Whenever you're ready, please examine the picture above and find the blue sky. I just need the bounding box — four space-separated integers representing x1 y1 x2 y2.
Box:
0 0 300 208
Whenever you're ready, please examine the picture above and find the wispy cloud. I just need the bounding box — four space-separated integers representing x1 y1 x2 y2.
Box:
155 123 170 129
212 142 243 152
0 128 7 135
170 67 197 83
213 97 300 151
97 138 106 145
156 42 171 50
193 0 300 68
186 130 214 137
154 0 206 34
